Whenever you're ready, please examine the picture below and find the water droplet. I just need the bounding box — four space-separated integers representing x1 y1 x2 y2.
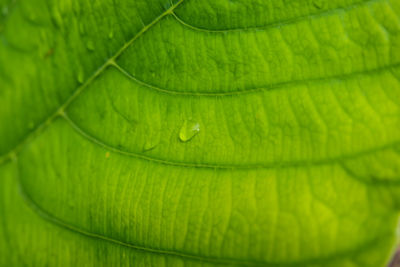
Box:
77 68 84 83
86 40 95 51
51 7 63 27
28 13 37 23
313 0 325 9
163 2 172 10
179 120 200 142
108 31 114 39
2 6 8 16
79 22 85 34
67 199 75 209
143 139 158 152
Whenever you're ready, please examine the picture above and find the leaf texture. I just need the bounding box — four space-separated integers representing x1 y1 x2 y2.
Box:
1 0 400 266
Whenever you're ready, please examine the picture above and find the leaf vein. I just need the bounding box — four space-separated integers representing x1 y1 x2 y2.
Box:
15 156 395 266
112 61 400 97
0 0 184 164
62 113 400 177
172 0 380 33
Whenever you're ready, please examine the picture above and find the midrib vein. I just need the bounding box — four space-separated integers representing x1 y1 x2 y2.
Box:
0 0 184 165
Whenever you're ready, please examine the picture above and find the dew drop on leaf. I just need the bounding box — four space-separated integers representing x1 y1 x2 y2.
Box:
86 40 95 51
28 121 34 129
143 139 158 152
79 22 85 34
28 14 37 23
179 120 200 142
68 200 75 209
51 7 63 27
77 68 84 83
2 7 7 16
313 0 325 9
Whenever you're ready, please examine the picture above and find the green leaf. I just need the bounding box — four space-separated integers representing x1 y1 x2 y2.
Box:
1 0 400 266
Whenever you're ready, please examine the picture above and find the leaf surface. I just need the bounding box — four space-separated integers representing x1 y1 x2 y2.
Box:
1 0 400 266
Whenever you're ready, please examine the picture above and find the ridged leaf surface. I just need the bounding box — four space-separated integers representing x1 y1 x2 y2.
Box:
1 0 400 266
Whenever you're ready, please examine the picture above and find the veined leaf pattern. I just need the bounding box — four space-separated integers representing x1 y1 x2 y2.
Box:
1 0 400 266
